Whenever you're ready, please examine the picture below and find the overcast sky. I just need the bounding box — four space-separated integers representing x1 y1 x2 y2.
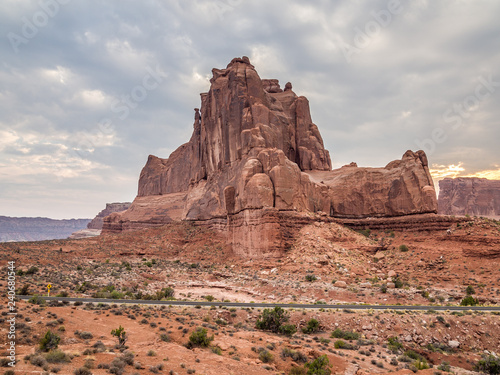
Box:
1 0 499 219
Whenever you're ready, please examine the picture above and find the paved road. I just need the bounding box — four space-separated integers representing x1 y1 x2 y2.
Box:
16 295 500 311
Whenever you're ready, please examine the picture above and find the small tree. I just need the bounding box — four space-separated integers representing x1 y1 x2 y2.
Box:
305 355 331 375
256 306 291 334
111 325 127 346
302 318 320 334
475 354 500 375
466 285 475 295
39 330 60 352
460 295 479 306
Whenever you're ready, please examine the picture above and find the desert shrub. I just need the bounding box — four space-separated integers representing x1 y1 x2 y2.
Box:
305 354 331 374
438 361 451 372
380 284 388 293
211 346 222 355
39 331 60 352
334 340 356 350
259 350 274 363
17 283 30 295
475 354 500 375
387 336 403 352
289 368 307 375
28 295 46 305
460 295 479 306
256 306 291 334
414 358 430 370
121 351 135 365
331 328 359 340
399 244 409 252
394 278 404 288
160 333 170 342
74 367 92 375
45 350 70 364
163 287 175 298
302 318 320 334
466 285 475 295
78 331 93 339
186 327 214 349
204 295 214 301
30 354 47 367
305 274 317 282
26 266 39 275
281 347 308 363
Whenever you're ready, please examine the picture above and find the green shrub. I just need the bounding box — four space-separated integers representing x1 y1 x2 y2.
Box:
399 244 409 252
302 318 320 334
305 274 317 282
466 285 475 295
475 354 500 375
305 354 331 374
387 336 403 352
256 306 291 334
331 328 360 340
460 295 479 306
334 339 356 350
28 295 46 305
39 331 61 352
279 324 297 336
45 349 70 364
259 350 274 363
187 327 214 349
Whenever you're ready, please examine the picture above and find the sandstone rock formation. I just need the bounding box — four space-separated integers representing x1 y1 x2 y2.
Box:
438 178 500 218
87 202 132 229
103 57 438 257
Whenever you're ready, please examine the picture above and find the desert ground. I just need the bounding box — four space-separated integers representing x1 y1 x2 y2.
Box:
1 216 499 374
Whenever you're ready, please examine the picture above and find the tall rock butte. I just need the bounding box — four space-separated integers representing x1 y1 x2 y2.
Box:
438 177 500 219
104 57 438 256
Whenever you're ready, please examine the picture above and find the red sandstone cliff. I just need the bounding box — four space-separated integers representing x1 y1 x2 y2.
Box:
438 178 500 218
103 57 438 247
87 202 132 229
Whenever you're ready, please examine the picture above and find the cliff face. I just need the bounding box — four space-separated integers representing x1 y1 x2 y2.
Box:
438 178 500 218
103 57 438 256
0 216 90 242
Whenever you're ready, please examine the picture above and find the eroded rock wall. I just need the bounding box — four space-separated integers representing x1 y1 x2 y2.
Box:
438 178 500 218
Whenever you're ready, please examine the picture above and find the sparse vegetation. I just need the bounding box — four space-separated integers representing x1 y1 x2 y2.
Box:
331 328 360 340
475 354 500 375
302 318 320 334
399 244 409 252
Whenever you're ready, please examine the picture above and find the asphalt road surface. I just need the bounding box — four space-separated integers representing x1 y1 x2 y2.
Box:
16 295 500 311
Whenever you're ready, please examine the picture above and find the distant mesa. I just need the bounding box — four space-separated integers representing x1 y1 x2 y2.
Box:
69 202 132 239
102 56 438 257
438 177 500 219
